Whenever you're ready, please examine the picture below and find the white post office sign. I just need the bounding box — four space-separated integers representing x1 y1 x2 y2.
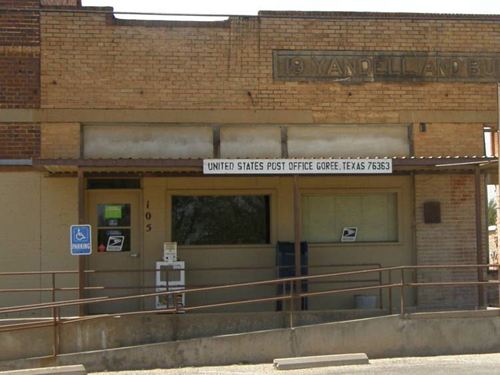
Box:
203 159 392 175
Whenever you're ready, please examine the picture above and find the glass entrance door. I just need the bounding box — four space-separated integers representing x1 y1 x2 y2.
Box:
87 190 142 313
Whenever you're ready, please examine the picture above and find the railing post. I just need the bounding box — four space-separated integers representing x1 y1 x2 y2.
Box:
166 269 170 309
174 293 182 313
400 268 405 318
51 273 56 303
52 306 60 357
388 270 393 315
378 266 383 310
289 279 294 328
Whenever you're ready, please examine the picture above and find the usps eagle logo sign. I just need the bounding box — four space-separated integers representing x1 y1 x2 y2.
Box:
106 236 125 251
341 227 358 242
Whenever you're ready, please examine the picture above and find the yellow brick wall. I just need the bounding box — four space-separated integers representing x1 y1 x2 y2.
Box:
40 13 499 119
40 122 80 158
34 11 497 310
413 123 485 157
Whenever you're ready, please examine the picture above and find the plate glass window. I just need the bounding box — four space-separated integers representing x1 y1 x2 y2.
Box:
302 193 398 243
172 195 270 245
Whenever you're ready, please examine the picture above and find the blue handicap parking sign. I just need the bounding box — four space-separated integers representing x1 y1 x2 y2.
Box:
70 225 92 255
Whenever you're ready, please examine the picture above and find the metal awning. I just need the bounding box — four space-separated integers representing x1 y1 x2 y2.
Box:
30 156 498 175
32 158 201 174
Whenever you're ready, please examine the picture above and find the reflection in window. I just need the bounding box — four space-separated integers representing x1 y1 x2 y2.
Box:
97 204 130 227
302 193 398 243
172 195 270 245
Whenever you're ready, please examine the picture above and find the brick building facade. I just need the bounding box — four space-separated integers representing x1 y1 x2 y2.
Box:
0 1 498 313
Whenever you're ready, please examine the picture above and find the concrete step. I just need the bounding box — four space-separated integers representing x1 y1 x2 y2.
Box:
0 313 498 373
274 353 369 370
0 310 387 362
0 364 86 375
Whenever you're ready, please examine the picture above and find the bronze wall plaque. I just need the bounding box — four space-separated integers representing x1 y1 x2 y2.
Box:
273 51 500 83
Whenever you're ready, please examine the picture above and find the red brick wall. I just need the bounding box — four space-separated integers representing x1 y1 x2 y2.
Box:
0 123 40 159
0 1 41 158
0 1 40 46
0 0 40 108
0 56 40 108
41 0 79 6
415 174 487 308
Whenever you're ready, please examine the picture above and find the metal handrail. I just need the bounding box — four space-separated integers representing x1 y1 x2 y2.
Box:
0 263 498 358
0 263 382 276
0 263 383 297
1 264 497 311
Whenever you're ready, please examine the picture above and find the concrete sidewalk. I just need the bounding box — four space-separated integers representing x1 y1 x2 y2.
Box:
91 353 500 375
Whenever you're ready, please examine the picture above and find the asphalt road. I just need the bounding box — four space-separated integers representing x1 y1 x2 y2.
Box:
92 353 500 374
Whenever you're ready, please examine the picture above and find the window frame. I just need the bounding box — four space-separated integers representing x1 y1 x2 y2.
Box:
166 189 277 248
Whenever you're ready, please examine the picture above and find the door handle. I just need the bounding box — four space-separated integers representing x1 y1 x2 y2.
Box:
130 253 140 258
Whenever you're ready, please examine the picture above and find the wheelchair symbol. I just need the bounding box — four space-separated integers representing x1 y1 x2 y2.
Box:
75 228 87 241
